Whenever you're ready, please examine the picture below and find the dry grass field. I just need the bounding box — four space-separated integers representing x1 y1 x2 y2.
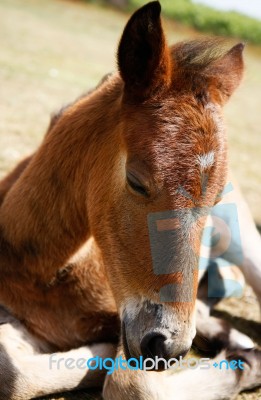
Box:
0 0 260 399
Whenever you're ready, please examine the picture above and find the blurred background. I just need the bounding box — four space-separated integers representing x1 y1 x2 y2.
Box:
0 0 260 399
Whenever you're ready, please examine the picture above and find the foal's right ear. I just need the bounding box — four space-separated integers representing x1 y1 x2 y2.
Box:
118 1 171 101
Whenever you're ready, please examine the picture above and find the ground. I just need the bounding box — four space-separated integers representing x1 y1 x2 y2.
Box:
0 0 260 399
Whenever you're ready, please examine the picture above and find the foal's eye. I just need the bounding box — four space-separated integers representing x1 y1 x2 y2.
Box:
126 172 149 197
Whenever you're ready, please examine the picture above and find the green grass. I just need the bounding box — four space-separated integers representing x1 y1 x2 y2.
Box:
84 0 261 45
130 0 261 44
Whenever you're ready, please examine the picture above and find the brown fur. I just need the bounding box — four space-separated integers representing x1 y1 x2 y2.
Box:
0 2 260 400
0 1 243 348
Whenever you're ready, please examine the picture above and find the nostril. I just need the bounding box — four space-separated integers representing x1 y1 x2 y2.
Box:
140 333 168 359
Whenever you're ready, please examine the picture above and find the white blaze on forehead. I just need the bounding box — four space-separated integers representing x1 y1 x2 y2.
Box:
197 151 215 171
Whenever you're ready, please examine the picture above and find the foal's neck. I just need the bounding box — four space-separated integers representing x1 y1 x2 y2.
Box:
0 74 122 280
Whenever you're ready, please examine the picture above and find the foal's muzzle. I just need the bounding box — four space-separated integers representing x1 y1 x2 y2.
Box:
121 299 195 365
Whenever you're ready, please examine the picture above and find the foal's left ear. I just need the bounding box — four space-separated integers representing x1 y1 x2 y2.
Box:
207 43 245 105
118 1 171 101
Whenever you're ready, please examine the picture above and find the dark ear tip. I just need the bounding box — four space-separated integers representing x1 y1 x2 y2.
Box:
140 1 161 18
235 42 245 51
229 42 245 55
150 1 161 14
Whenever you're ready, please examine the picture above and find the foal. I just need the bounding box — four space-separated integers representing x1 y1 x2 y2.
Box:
0 2 260 399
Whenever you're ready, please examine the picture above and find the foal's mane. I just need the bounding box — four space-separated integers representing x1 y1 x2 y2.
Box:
172 39 229 71
48 72 114 132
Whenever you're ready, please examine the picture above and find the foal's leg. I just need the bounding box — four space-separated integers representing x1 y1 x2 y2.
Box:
194 298 254 356
212 178 261 310
0 306 116 399
196 179 261 354
3 345 116 400
103 345 261 400
163 348 261 400
233 185 261 308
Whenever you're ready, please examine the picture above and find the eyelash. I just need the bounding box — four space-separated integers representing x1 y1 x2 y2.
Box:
126 174 149 197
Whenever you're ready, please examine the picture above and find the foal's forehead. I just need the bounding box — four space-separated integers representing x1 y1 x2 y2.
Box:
124 95 222 166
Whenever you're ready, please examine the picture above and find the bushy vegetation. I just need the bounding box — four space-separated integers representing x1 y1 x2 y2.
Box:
129 0 261 45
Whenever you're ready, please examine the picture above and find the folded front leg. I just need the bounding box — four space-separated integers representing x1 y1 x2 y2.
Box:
163 348 261 400
0 310 116 400
103 345 165 400
7 343 116 399
103 344 261 400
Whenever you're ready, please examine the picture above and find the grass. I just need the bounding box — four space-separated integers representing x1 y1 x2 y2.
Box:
0 0 260 399
128 0 261 44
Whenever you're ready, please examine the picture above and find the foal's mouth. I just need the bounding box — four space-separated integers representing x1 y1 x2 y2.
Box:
121 320 133 360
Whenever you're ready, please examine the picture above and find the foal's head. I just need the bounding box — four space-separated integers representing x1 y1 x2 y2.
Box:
89 2 244 362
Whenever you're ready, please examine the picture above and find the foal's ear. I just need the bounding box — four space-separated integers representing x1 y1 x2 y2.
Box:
118 1 171 101
207 43 245 105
